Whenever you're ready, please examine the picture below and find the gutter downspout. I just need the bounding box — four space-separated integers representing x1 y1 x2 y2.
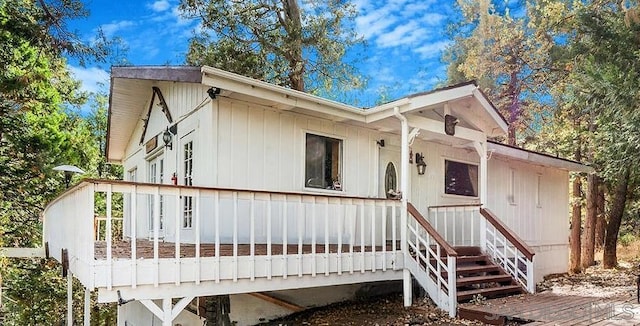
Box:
393 107 412 307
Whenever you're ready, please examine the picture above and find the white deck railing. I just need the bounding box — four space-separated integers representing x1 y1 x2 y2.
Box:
480 208 535 293
427 204 482 247
406 203 457 317
426 204 535 294
44 179 402 292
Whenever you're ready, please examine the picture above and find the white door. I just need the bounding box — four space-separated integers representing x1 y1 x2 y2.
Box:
180 133 195 242
148 155 165 237
379 146 401 198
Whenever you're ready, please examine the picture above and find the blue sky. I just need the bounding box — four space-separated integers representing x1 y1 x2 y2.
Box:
68 0 459 107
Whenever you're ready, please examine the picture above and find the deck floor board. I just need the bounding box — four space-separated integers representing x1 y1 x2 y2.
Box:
459 293 640 325
95 240 398 259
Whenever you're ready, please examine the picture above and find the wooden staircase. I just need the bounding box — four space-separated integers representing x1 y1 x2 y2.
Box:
452 246 523 302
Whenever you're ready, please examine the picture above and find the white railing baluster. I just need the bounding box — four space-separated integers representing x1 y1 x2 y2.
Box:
360 200 365 274
282 197 288 279
131 185 137 289
214 191 220 283
370 201 376 272
267 195 272 280
381 201 387 272
337 200 343 275
324 199 329 276
106 185 113 290
297 197 303 278
311 197 317 277
175 188 181 285
250 193 255 281
233 191 238 282
392 204 397 258
195 190 201 284
153 187 160 287
348 202 354 274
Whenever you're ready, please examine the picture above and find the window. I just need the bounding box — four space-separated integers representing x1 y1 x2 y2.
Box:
444 160 478 197
183 140 194 228
305 133 342 190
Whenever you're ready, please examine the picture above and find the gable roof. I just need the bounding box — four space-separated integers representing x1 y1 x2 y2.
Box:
106 66 590 173
106 66 202 162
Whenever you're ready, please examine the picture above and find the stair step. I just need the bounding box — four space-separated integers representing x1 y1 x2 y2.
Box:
457 285 523 301
456 255 488 264
456 274 514 287
453 246 482 256
456 265 500 275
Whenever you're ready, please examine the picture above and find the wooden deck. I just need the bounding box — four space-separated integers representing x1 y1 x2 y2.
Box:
458 292 640 325
95 240 398 259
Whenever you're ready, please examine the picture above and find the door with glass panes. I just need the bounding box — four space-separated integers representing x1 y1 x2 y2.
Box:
148 155 165 238
180 133 195 241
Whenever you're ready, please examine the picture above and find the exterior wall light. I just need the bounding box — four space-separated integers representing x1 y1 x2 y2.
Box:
163 127 173 150
416 153 427 175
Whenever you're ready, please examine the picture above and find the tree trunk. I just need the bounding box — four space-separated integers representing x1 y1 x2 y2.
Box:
581 174 598 268
284 0 305 91
603 168 630 269
594 182 606 250
570 174 583 273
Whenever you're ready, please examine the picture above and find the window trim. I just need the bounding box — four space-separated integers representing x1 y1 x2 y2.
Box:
508 168 517 205
442 157 480 199
302 130 345 193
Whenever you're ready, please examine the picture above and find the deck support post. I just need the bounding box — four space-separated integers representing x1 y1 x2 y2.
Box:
67 272 73 326
84 287 91 325
474 140 488 251
140 296 194 326
394 107 412 307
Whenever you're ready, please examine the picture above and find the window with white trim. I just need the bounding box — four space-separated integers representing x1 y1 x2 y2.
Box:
183 140 194 228
305 133 342 191
444 159 478 197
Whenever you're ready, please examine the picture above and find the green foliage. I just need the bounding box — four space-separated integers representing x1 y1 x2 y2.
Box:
0 0 121 322
179 0 366 98
619 234 635 247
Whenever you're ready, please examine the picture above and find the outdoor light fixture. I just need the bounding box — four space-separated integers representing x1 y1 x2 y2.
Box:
207 87 221 99
162 127 173 150
53 165 85 188
415 153 427 175
444 114 459 136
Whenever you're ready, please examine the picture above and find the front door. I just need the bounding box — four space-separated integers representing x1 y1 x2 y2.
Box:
379 146 401 199
148 155 165 237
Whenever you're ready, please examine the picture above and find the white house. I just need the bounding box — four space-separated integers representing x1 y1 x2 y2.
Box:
43 66 591 325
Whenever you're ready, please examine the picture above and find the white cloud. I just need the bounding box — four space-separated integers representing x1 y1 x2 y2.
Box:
149 0 171 12
99 20 136 38
376 22 428 48
415 40 451 59
68 66 109 94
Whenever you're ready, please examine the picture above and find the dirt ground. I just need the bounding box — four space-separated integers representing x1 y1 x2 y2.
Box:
262 247 640 325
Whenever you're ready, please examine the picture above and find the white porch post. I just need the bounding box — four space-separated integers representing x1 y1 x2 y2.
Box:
84 287 91 325
162 298 172 326
67 272 73 326
474 140 488 251
394 107 412 307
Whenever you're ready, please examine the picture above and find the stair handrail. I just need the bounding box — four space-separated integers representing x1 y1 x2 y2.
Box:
408 203 458 257
479 208 535 260
406 203 457 317
479 207 535 293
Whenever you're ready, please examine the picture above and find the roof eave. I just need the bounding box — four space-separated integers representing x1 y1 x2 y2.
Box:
488 142 594 173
